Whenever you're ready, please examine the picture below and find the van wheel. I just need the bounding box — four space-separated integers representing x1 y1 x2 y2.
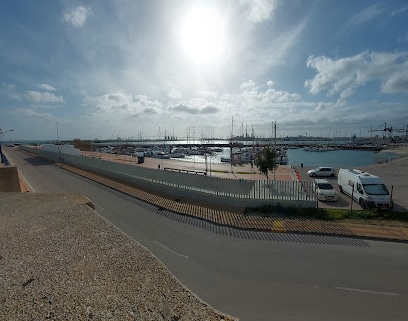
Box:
339 186 343 194
359 199 366 209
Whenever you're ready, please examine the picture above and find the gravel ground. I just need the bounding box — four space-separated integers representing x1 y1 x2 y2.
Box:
0 193 236 321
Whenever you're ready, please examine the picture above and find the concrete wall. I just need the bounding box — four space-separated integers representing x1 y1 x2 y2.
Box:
0 166 21 192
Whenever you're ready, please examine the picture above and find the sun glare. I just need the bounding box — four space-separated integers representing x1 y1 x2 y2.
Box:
180 6 226 64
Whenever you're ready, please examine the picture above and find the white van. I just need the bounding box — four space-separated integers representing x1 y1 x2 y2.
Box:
337 169 393 210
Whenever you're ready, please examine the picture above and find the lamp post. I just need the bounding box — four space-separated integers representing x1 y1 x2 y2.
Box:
56 122 61 161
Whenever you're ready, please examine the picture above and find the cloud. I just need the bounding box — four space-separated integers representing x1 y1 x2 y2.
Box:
305 51 408 97
392 5 408 16
167 88 182 100
168 104 219 115
142 108 159 115
239 0 279 23
240 80 300 104
38 84 56 91
240 80 257 91
2 82 15 90
17 108 58 123
63 6 92 28
381 71 408 94
25 91 64 103
244 18 306 74
341 4 384 32
86 92 162 116
200 106 219 114
1 82 20 100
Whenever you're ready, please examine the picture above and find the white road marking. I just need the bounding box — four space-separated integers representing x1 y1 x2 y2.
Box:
20 172 35 192
154 241 189 259
335 286 399 297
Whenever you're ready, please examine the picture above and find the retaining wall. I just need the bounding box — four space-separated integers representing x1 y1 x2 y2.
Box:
0 166 21 192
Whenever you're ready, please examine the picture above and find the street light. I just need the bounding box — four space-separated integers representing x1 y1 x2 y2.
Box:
56 122 61 161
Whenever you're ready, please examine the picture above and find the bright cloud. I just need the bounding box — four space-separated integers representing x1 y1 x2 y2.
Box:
168 104 219 115
240 80 300 104
38 84 56 91
239 0 279 23
86 92 162 116
305 51 408 98
25 91 64 104
63 6 92 28
341 4 384 31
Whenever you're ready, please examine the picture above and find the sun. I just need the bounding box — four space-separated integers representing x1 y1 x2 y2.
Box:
180 6 226 64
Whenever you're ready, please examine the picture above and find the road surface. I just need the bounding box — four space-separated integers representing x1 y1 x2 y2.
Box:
4 146 408 321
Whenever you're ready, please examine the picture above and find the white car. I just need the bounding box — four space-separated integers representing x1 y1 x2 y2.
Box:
314 179 338 202
307 167 336 177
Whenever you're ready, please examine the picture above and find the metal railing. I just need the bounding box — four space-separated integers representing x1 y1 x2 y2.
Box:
20 146 315 202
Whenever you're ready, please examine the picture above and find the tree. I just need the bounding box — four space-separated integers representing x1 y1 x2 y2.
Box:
72 138 92 151
254 147 278 179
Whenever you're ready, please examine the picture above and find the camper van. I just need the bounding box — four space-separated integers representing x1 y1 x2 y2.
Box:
337 169 393 210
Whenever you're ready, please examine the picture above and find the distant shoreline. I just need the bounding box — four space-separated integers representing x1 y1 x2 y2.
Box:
381 145 408 156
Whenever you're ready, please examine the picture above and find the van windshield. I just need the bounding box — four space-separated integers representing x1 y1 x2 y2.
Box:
363 184 389 195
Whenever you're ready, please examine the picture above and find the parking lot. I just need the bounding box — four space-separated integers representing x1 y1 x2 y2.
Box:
295 166 363 210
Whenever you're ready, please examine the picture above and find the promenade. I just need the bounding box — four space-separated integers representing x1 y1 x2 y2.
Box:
11 145 408 240
63 147 408 241
85 150 298 181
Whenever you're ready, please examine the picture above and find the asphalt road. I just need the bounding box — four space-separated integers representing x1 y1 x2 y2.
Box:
295 162 408 211
4 146 408 321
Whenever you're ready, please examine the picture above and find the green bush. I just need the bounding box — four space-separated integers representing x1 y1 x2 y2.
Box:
244 204 408 222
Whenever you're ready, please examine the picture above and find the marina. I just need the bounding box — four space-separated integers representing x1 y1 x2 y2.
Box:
90 141 403 168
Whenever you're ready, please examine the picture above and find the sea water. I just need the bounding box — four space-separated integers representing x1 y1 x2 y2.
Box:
175 147 401 167
285 148 400 167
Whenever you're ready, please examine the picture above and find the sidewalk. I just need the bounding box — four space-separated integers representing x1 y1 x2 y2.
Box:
86 151 298 181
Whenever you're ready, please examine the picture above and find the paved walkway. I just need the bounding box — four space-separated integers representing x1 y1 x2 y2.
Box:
85 151 298 181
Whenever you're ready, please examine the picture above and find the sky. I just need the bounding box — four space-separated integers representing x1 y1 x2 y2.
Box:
1 0 408 141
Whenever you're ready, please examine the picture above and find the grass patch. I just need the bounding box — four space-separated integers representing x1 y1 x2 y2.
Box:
211 169 229 173
236 171 255 174
244 204 408 223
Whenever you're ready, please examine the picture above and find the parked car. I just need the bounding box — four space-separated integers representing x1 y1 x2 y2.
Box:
307 166 336 177
313 179 338 202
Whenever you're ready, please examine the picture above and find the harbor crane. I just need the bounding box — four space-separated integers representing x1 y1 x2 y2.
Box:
369 122 395 139
369 123 408 141
393 124 408 141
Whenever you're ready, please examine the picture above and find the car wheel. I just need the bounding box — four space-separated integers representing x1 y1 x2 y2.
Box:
330 173 335 177
359 198 366 209
311 173 317 177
